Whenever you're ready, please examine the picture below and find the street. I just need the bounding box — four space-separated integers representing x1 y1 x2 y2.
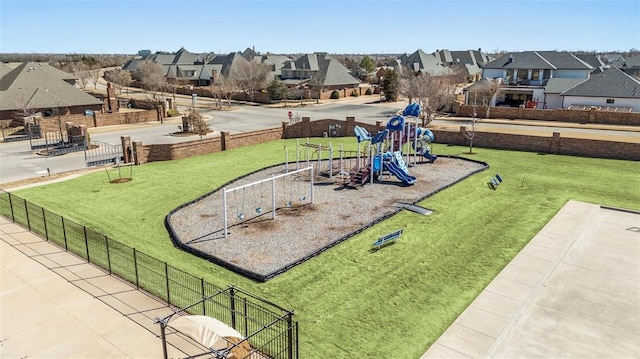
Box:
1 98 639 186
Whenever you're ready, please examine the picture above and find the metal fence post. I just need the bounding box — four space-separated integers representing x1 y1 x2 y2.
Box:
24 199 30 231
105 235 112 274
201 278 206 315
133 248 139 289
287 312 294 359
61 217 68 250
8 192 15 222
42 207 49 241
83 226 90 262
230 286 237 329
164 263 170 304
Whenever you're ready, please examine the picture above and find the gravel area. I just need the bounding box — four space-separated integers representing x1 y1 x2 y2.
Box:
167 156 486 281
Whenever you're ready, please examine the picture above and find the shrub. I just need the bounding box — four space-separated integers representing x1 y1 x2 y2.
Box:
350 90 359 97
330 90 340 99
167 108 181 117
365 88 372 95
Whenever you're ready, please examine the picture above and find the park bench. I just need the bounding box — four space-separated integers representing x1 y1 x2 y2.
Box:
372 229 403 250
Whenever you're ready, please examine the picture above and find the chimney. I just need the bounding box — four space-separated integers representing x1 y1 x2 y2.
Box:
507 54 514 63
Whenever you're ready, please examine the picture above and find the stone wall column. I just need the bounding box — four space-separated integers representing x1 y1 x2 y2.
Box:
121 136 132 163
132 141 143 165
346 116 356 137
301 117 311 138
221 131 230 151
551 132 561 154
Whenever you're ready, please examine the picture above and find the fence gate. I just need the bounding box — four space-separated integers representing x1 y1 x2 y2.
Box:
1 122 41 142
85 141 124 167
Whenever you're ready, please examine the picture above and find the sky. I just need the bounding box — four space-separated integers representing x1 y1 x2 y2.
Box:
1 0 639 55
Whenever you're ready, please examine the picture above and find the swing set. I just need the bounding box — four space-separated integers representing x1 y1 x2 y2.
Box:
222 166 314 238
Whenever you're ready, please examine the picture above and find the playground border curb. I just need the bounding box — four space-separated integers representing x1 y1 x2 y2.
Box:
165 156 489 282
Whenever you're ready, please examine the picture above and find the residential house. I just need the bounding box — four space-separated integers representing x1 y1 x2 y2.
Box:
280 53 360 91
560 66 640 112
478 51 593 108
0 62 103 122
434 49 492 81
620 54 640 78
575 53 608 73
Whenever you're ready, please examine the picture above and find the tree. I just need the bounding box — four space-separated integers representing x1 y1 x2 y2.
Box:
104 69 132 94
359 55 376 74
136 60 168 121
209 75 234 108
182 107 210 139
73 63 91 90
380 69 399 102
266 78 285 101
462 107 480 154
309 69 326 104
469 78 502 118
228 60 270 101
399 72 458 126
88 67 102 89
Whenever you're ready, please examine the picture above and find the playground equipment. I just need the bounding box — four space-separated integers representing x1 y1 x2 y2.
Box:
222 166 314 237
344 102 437 187
488 173 503 190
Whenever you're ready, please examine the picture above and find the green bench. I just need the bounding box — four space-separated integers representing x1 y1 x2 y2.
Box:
373 229 403 250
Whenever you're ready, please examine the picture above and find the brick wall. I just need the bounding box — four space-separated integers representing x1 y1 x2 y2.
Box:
129 117 639 165
132 127 283 164
282 116 384 139
432 127 640 161
38 110 157 132
458 105 640 126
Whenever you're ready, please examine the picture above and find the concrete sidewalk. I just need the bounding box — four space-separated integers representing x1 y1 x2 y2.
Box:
422 201 640 358
0 216 207 358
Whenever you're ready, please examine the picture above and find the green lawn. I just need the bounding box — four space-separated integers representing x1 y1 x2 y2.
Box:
12 139 640 358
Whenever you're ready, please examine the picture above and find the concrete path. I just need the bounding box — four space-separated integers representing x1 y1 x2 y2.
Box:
0 216 208 358
422 200 640 358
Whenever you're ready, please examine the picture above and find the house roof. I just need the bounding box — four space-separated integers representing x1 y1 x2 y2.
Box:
435 49 491 66
0 62 103 113
544 78 586 94
623 54 640 69
482 51 593 70
576 54 606 70
401 49 454 76
311 57 360 87
561 67 640 98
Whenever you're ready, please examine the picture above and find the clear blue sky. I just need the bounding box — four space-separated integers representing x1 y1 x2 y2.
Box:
1 0 638 55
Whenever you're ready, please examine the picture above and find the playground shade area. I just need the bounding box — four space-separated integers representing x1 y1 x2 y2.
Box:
167 157 486 280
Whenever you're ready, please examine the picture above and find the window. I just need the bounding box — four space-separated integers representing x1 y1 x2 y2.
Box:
606 99 615 104
543 69 551 80
531 69 540 81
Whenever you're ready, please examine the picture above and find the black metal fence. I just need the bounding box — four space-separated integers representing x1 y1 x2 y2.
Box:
85 141 124 167
0 190 298 359
1 122 41 142
30 131 87 156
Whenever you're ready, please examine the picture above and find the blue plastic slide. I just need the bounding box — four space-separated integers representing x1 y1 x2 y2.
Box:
385 161 416 185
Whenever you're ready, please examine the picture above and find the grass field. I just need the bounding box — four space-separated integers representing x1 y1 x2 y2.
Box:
12 139 640 358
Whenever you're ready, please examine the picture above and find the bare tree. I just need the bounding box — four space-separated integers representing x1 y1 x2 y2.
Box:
88 67 102 89
309 69 326 104
400 72 458 126
13 90 38 125
182 106 211 139
74 63 91 90
228 60 270 101
136 60 168 121
104 69 132 94
470 78 502 118
209 75 234 108
462 107 480 154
